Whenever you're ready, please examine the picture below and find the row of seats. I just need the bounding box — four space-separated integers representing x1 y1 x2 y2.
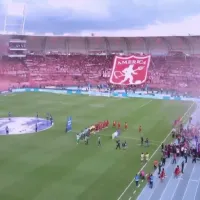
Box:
0 54 200 95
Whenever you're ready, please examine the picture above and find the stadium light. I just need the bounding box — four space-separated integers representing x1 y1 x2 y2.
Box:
4 1 27 34
7 2 25 16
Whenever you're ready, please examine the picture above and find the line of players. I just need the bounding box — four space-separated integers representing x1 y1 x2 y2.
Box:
94 120 129 132
112 121 128 130
5 112 12 134
76 120 144 151
76 120 130 146
94 120 109 132
112 121 143 150
76 120 110 145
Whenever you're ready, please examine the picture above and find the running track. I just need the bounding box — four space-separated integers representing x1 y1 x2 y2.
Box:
137 157 200 200
138 103 200 200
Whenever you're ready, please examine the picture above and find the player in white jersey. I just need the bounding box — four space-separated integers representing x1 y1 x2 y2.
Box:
76 134 80 144
141 153 144 163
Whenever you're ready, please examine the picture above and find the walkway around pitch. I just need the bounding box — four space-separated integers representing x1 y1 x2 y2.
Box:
117 102 195 200
137 157 200 200
137 102 200 200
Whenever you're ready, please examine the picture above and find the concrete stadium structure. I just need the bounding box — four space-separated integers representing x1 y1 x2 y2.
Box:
1 34 200 55
1 34 200 95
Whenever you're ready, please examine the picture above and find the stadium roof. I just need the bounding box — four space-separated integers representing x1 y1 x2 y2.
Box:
1 34 200 55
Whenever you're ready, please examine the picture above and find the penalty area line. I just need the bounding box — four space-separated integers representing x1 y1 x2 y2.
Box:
116 101 196 200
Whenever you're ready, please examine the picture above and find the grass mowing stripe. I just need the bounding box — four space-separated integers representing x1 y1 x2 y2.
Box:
116 101 195 200
0 94 193 200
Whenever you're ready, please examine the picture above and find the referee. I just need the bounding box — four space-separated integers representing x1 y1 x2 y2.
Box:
116 140 121 149
97 136 101 147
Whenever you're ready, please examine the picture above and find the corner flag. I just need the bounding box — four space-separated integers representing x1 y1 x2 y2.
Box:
66 116 72 132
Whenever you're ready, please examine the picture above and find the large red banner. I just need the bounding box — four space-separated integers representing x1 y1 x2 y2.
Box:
109 55 151 85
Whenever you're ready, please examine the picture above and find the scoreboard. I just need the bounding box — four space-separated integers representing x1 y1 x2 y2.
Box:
8 39 27 58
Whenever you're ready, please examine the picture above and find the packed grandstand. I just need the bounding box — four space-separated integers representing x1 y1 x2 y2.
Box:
0 35 200 96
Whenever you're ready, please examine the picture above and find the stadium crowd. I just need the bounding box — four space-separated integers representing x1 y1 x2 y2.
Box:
136 118 200 189
0 52 200 95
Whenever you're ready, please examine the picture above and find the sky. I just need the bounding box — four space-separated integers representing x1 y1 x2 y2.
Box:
0 0 200 36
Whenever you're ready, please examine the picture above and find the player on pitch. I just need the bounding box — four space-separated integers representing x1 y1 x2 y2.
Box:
113 121 116 128
105 120 109 127
8 112 12 121
145 152 149 162
139 125 142 134
6 126 9 134
124 122 128 130
141 153 144 164
118 122 121 129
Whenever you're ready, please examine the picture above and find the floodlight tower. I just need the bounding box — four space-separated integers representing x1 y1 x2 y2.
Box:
3 0 28 35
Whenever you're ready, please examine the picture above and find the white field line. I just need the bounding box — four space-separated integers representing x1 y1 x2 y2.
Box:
1 93 16 97
8 94 16 96
99 134 160 146
115 99 152 119
71 100 152 134
116 101 195 200
138 100 152 108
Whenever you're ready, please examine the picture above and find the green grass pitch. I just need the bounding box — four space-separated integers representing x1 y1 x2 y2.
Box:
0 93 195 200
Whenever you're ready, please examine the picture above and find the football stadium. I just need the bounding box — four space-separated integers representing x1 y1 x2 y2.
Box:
0 1 200 200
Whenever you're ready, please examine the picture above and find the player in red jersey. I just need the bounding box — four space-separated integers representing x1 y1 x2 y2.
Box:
124 122 128 130
103 121 107 129
160 168 166 182
101 121 104 129
118 122 121 129
106 120 109 127
174 165 180 178
99 122 102 131
139 125 142 133
113 121 116 127
104 120 107 127
95 123 99 132
101 122 104 130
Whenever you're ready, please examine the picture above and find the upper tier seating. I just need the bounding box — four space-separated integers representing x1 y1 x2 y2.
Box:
0 54 200 95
